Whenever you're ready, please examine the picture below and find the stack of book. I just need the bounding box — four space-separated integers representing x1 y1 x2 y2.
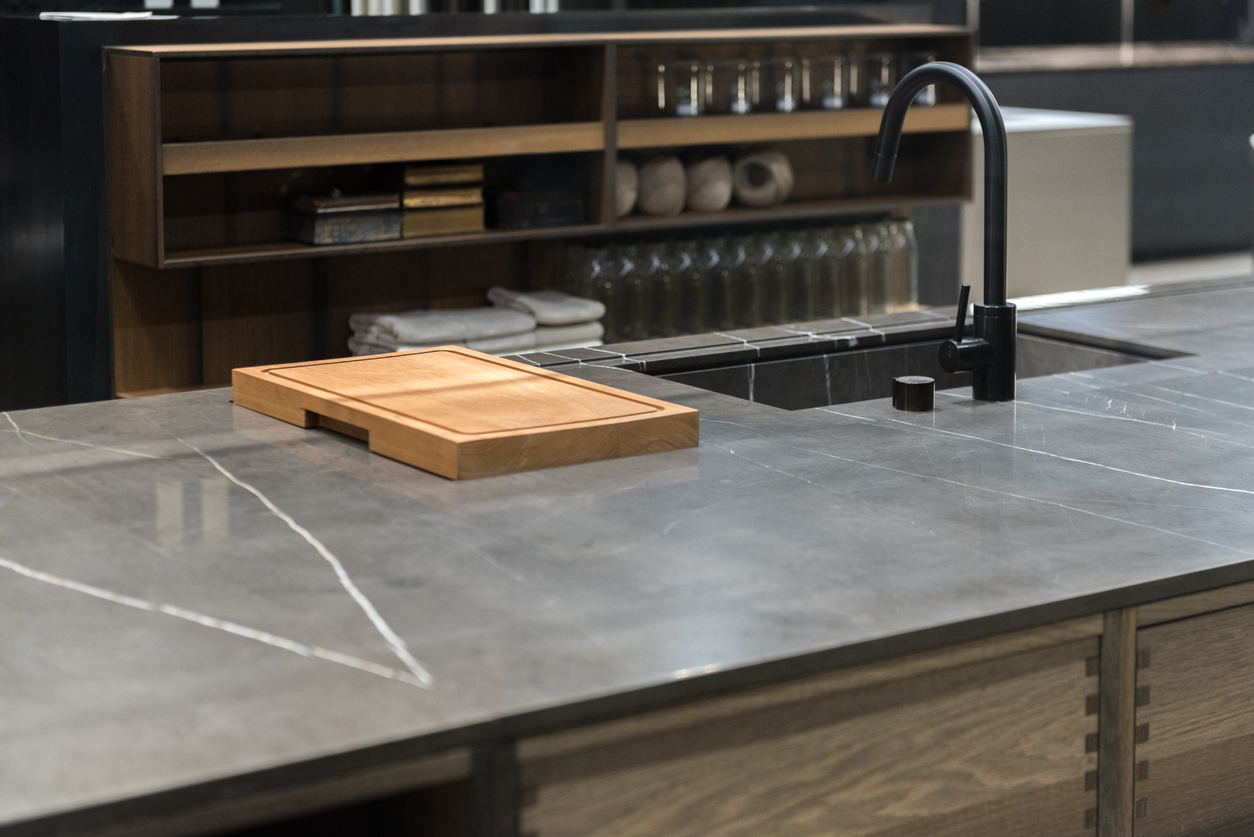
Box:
403 163 486 238
283 194 402 246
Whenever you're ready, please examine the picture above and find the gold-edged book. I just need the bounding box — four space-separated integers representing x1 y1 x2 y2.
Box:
403 186 484 209
404 163 485 188
402 204 485 238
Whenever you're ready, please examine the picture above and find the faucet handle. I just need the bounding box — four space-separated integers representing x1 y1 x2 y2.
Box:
953 283 970 340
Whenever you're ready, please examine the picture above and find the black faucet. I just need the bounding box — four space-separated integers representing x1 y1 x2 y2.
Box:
871 61 1016 402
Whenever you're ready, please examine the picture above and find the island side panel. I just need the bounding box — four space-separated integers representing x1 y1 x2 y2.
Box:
519 637 1099 837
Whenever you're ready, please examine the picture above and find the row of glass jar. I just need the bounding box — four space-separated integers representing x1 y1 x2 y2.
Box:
562 218 919 344
653 51 938 118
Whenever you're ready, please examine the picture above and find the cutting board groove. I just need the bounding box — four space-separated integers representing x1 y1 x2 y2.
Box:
232 347 698 479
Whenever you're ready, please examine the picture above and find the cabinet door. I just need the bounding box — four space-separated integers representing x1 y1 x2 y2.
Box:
519 638 1098 837
1135 603 1254 835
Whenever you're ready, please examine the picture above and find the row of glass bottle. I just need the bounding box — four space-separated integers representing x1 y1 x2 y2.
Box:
562 218 919 344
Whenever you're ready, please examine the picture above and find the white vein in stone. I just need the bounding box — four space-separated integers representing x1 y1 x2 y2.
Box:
180 439 434 687
885 420 1254 498
2 411 158 459
779 445 1252 558
0 555 428 687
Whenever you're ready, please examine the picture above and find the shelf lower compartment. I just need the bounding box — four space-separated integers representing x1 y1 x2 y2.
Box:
616 104 970 150
162 122 606 176
158 194 955 267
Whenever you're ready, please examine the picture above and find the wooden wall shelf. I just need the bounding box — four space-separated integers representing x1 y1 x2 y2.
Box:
162 223 606 267
617 104 970 150
105 25 974 398
163 123 607 176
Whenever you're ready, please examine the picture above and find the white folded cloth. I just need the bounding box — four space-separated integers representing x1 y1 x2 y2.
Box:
348 330 539 357
348 307 536 348
534 321 604 346
487 288 606 326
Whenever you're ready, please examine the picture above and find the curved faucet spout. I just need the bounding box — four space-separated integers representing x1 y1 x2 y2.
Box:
871 62 1008 308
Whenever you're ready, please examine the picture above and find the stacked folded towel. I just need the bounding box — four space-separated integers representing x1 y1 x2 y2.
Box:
347 289 606 357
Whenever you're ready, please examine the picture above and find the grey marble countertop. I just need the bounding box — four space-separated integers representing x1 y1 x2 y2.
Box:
6 280 1254 833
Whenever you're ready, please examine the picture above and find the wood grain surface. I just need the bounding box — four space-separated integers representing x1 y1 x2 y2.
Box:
617 104 970 150
107 27 967 59
1137 579 1254 627
232 348 698 479
162 122 605 175
1099 609 1137 837
1134 603 1254 836
106 51 164 267
520 629 1099 837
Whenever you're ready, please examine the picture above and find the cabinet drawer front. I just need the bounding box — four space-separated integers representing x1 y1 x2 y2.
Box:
1136 603 1254 836
520 640 1097 837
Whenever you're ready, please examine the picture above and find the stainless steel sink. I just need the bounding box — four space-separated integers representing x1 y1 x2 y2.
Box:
657 332 1163 411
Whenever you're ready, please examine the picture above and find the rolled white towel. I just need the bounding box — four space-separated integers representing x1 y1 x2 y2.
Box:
487 287 606 326
733 150 794 207
637 156 687 217
616 160 639 218
685 156 733 212
348 307 535 349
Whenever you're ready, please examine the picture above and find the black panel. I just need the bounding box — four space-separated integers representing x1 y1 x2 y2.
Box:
0 19 66 409
984 64 1254 261
978 0 1120 47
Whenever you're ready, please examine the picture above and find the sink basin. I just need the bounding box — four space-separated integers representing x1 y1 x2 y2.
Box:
656 332 1161 411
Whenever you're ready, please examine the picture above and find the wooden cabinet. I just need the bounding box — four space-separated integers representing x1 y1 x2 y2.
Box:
1133 587 1254 836
519 620 1100 837
103 25 972 398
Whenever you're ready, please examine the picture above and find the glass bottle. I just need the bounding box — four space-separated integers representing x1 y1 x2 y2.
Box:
674 238 710 335
834 224 869 316
755 231 789 326
809 225 840 319
644 239 678 338
586 245 623 343
862 221 891 315
781 227 813 322
884 219 919 311
706 235 736 332
727 233 760 328
618 242 649 342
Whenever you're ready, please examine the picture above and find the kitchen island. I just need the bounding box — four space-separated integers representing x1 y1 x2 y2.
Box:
6 279 1254 837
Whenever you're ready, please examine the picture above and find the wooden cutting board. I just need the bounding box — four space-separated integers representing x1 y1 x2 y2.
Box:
232 347 698 480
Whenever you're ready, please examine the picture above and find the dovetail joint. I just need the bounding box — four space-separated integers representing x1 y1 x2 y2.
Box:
1084 769 1098 792
1136 760 1150 781
1135 723 1150 744
1135 798 1149 818
1085 732 1099 753
1085 693 1099 716
1136 685 1151 707
1086 656 1100 677
1083 807 1097 830
1137 649 1152 670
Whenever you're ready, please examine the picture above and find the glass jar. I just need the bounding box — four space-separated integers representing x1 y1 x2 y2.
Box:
903 51 938 106
586 245 624 343
727 234 760 328
653 60 705 118
764 57 801 114
865 52 897 108
616 243 650 341
802 54 848 111
756 231 789 324
706 59 759 115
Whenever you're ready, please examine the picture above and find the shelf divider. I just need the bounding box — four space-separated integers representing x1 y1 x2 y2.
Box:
617 104 969 150
163 122 606 176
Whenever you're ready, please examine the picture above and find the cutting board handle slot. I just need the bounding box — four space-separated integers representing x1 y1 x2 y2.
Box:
307 410 370 443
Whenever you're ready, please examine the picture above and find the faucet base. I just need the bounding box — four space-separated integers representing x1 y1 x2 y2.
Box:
972 303 1016 402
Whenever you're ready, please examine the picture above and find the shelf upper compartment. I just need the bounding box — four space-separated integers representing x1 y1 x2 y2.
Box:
617 104 970 150
162 122 606 176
